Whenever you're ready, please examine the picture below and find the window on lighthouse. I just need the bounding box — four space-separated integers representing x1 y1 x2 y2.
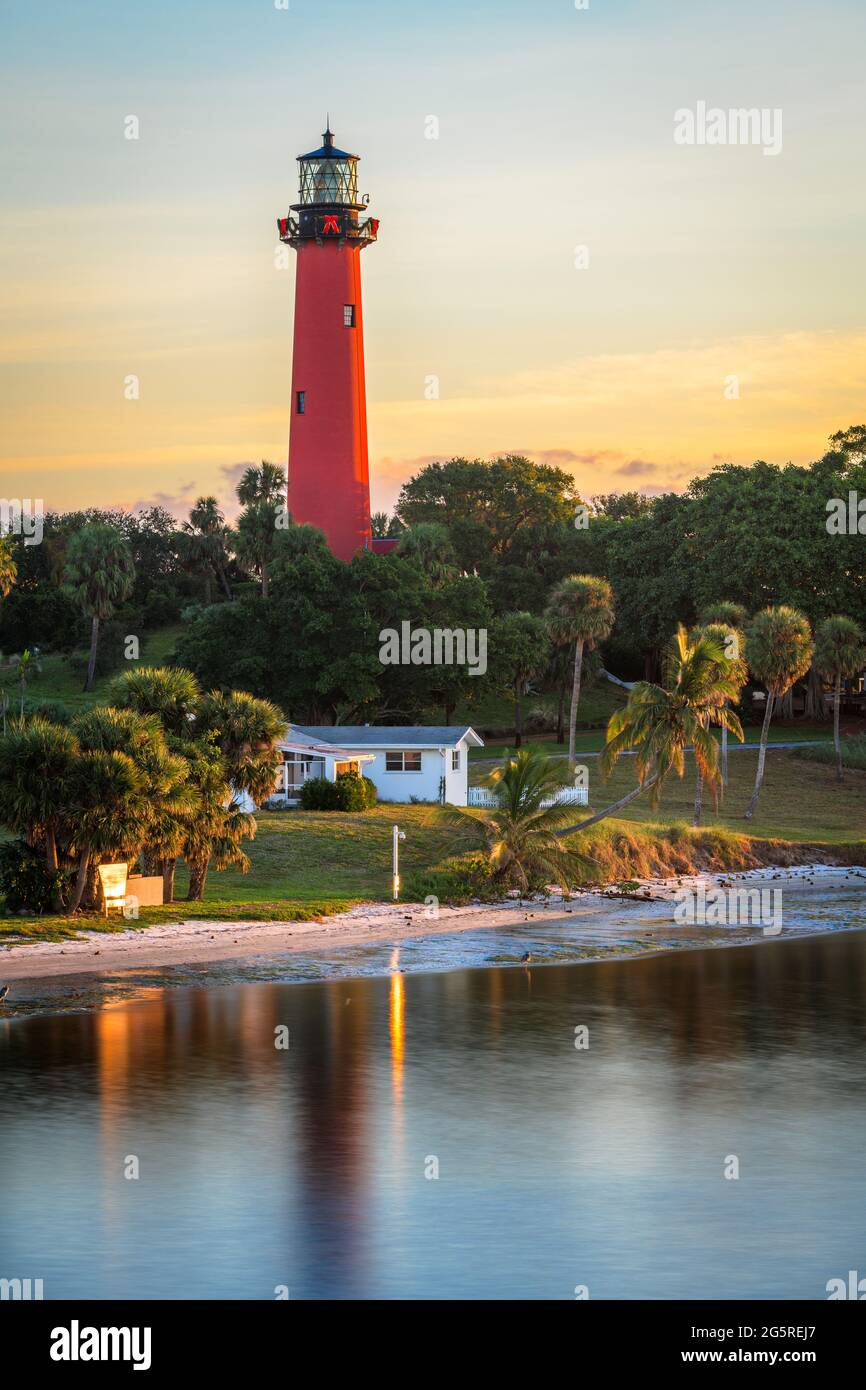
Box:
296 391 305 414
343 304 355 327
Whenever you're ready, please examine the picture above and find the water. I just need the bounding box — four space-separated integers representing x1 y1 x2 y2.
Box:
2 930 866 1299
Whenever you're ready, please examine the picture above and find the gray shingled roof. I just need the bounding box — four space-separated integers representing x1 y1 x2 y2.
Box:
294 726 484 749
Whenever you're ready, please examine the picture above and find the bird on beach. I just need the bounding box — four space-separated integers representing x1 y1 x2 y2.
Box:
0 984 9 1002
520 951 532 963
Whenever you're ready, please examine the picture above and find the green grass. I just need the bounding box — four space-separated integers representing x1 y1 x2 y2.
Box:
0 625 185 718
580 746 866 846
456 681 625 739
3 752 863 943
470 723 834 760
792 733 866 772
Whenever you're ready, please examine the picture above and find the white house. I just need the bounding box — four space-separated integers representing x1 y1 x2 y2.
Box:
261 725 484 808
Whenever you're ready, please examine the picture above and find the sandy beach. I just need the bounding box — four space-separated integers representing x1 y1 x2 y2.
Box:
1 863 863 985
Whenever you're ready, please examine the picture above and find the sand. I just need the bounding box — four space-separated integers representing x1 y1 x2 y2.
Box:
1 864 863 985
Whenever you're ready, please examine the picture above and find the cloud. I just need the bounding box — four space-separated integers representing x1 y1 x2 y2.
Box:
125 483 199 520
615 459 658 477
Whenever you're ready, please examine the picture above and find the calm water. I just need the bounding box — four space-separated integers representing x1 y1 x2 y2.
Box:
2 931 866 1299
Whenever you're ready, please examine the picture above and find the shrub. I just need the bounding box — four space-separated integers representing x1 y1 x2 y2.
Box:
299 776 342 810
0 840 71 915
300 772 377 812
27 700 72 725
404 852 501 905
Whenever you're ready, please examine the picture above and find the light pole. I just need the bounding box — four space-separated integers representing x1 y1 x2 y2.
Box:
392 824 406 900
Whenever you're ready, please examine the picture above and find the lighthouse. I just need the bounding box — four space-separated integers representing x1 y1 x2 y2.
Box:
278 124 379 561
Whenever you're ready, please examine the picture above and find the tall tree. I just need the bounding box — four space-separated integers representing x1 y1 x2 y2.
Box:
490 611 549 748
743 606 813 819
63 523 135 690
235 461 287 599
179 497 233 604
395 523 459 588
690 622 748 823
395 455 580 575
696 604 750 789
554 626 743 837
813 615 866 782
546 574 615 769
0 718 79 903
370 511 403 539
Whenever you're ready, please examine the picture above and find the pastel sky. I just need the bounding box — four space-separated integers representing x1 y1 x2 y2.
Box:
1 0 864 519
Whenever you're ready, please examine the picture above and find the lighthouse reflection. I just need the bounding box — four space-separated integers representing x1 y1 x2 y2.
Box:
3 931 866 1298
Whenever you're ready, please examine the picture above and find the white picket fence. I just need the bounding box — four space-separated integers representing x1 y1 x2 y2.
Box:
467 785 589 809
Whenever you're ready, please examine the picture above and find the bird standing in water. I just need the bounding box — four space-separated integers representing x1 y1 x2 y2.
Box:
520 951 532 964
0 985 9 1002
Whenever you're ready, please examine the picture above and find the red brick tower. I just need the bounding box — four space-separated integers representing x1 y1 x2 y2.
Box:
278 124 379 561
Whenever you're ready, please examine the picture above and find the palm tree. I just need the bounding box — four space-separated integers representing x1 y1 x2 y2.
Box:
699 601 749 631
16 647 40 717
455 748 588 892
110 665 202 736
554 626 744 837
177 738 255 901
395 523 459 587
66 749 149 913
70 706 194 909
690 621 748 821
235 462 287 599
546 575 615 770
813 615 866 782
371 511 403 539
179 497 233 603
196 688 285 804
0 536 17 598
236 460 286 507
63 523 135 690
0 718 79 902
743 606 813 819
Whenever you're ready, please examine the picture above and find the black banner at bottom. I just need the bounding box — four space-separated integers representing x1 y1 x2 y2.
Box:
3 1298 861 1374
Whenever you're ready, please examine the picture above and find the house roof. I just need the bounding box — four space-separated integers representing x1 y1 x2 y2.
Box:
278 728 372 759
294 726 484 750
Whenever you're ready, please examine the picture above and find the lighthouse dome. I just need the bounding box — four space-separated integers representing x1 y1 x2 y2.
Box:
297 124 360 207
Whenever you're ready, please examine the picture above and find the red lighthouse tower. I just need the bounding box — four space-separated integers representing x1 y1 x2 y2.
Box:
278 124 379 561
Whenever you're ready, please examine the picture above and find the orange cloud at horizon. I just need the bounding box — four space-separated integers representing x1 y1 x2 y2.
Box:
2 328 863 518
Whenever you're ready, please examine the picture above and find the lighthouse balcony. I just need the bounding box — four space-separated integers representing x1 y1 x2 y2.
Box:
277 212 379 248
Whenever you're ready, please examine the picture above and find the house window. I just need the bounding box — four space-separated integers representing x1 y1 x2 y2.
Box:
451 749 460 772
343 304 356 327
296 390 305 414
385 750 423 772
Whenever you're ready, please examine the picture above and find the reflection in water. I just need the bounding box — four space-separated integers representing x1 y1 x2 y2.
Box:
2 931 866 1299
389 964 405 1099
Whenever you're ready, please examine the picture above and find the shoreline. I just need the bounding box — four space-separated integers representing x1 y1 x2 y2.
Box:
1 863 863 989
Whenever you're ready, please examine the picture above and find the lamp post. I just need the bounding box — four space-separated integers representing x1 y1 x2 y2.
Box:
392 824 406 900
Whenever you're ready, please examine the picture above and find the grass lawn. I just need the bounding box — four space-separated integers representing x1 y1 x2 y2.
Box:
470 723 835 760
455 681 624 736
3 751 863 943
583 746 866 845
0 626 184 717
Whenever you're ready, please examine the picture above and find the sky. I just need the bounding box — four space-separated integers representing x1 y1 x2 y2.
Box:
1 0 865 519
